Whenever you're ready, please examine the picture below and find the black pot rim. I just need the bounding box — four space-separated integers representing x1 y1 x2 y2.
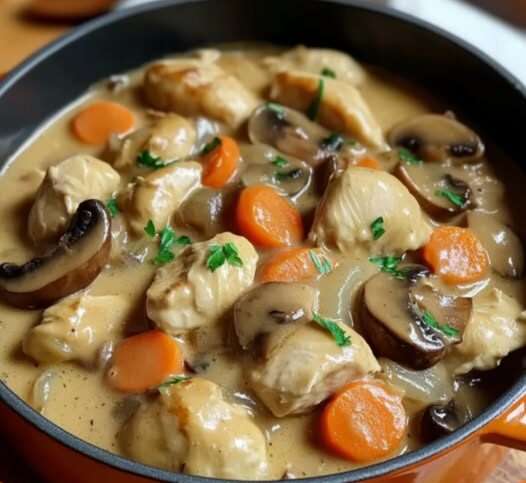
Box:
0 1 525 482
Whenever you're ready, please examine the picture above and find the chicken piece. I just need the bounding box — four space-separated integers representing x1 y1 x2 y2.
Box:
453 288 526 375
250 322 380 417
310 166 431 256
143 59 259 129
111 115 196 171
147 232 258 334
23 291 129 365
263 45 366 86
28 155 120 243
217 51 271 96
118 161 201 236
121 378 269 479
270 70 385 148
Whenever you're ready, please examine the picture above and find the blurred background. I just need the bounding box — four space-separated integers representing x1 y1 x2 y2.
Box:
0 0 525 482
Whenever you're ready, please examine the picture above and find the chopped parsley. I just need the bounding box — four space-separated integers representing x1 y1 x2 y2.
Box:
206 242 244 272
143 220 192 265
321 67 336 78
369 255 410 280
307 78 325 121
422 310 460 337
144 219 156 238
275 168 303 182
137 149 165 169
370 216 385 240
309 251 332 275
436 188 466 208
272 155 289 168
320 133 344 152
313 312 351 347
158 375 191 390
398 147 422 165
106 198 119 218
200 137 222 156
266 102 285 119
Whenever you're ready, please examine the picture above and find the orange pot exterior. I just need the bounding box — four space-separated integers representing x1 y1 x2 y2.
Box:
0 394 524 483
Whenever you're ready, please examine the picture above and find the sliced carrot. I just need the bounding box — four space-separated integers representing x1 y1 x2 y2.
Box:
71 100 135 145
320 380 407 463
422 226 489 285
236 185 304 248
107 330 183 393
259 248 319 283
357 156 381 170
201 136 240 188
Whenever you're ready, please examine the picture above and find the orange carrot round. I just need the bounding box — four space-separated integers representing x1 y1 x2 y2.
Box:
357 156 381 170
107 330 183 393
236 185 304 248
422 226 489 285
260 248 320 283
71 100 135 145
201 136 239 188
320 380 407 463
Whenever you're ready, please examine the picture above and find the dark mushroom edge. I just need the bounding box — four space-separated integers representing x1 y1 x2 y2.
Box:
0 199 111 309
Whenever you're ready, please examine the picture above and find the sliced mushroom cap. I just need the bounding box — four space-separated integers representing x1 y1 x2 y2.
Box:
396 163 472 219
361 267 472 369
0 200 111 309
467 211 524 278
177 187 237 238
248 104 357 168
240 144 313 200
234 282 319 349
388 114 484 163
420 400 469 442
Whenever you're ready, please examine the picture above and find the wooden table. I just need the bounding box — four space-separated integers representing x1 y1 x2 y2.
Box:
0 0 525 482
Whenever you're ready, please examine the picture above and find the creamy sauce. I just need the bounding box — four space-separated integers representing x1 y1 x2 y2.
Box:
0 45 524 480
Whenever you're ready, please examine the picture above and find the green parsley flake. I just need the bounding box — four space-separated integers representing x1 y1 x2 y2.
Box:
275 168 302 182
369 255 410 280
307 78 325 121
206 243 244 272
398 147 423 165
320 133 344 152
144 219 156 238
266 102 285 119
321 67 336 78
313 312 351 347
370 217 385 240
144 220 192 265
201 137 222 156
436 189 466 208
272 156 289 168
158 375 191 390
137 150 165 169
422 310 460 337
106 198 119 218
309 251 332 275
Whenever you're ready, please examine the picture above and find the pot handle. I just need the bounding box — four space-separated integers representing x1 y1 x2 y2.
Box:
481 394 526 450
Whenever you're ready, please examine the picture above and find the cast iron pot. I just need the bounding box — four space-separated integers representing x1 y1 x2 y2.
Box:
0 1 525 482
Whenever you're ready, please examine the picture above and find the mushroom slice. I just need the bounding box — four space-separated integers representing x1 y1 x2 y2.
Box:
240 144 313 200
396 163 472 219
177 187 237 239
420 400 469 442
248 103 355 167
234 282 319 349
361 268 472 369
0 200 111 309
388 114 484 163
467 211 524 278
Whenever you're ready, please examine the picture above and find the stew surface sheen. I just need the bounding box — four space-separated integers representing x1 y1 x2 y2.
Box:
0 45 525 480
